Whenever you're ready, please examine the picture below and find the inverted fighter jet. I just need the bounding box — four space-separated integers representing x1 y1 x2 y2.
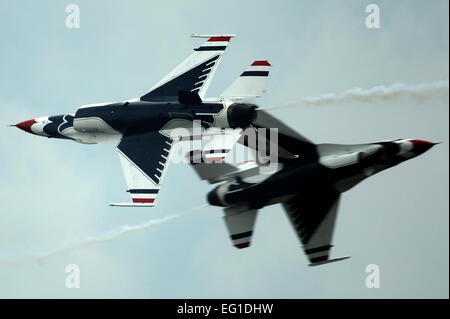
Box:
190 123 437 265
13 34 272 207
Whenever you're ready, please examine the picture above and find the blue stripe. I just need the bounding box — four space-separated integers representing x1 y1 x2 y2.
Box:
127 189 159 194
240 71 269 77
230 231 253 240
194 46 226 51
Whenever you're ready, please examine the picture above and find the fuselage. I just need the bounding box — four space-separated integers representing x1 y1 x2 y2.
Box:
74 101 224 134
207 139 436 209
14 100 230 145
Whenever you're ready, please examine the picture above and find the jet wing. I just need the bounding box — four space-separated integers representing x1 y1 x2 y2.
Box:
111 131 173 207
253 109 314 146
140 35 234 101
238 109 318 162
281 189 350 266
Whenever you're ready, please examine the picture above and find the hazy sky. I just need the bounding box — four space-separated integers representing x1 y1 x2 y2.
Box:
0 0 448 298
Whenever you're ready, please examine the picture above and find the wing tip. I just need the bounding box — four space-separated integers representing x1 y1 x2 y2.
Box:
308 256 351 267
234 242 251 249
109 202 156 207
251 60 271 66
191 34 236 40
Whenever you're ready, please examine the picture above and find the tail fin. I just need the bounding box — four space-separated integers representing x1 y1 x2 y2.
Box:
140 34 235 101
187 128 243 183
189 153 237 184
220 60 271 103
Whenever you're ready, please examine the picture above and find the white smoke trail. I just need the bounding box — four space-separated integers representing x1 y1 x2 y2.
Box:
0 204 209 266
263 80 449 110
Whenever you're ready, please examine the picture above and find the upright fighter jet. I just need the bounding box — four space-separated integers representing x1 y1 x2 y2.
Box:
13 34 272 206
190 122 437 265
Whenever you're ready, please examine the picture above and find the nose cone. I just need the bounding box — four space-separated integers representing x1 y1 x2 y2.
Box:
410 139 437 155
14 119 37 134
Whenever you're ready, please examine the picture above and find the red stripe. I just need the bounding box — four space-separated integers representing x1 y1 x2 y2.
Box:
251 60 271 66
204 156 225 162
132 198 155 203
208 36 231 42
234 242 250 249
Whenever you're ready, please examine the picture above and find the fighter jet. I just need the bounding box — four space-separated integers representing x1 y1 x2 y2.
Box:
13 34 272 207
190 120 437 266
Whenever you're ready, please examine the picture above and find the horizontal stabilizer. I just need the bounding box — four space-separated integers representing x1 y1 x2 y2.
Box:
223 205 258 249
